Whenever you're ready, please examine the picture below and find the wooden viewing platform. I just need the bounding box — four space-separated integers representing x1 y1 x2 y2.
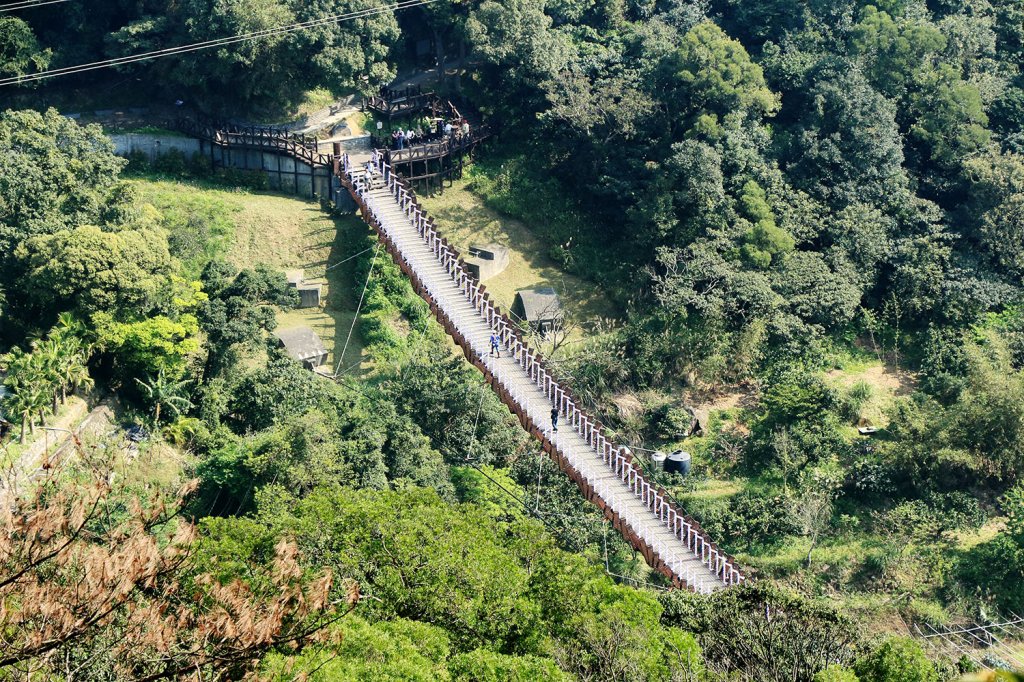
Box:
375 127 491 192
363 85 442 120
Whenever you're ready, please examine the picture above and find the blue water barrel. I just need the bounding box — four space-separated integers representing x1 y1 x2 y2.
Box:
665 450 691 476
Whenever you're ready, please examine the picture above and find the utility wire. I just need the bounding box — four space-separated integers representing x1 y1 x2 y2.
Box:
334 242 381 377
0 0 71 12
0 0 441 86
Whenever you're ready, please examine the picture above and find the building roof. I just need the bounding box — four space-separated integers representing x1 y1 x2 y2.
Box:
276 326 327 362
514 287 563 322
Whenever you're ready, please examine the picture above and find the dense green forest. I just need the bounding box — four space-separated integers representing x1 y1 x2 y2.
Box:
4 0 1024 679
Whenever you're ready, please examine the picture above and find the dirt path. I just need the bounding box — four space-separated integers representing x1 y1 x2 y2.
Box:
0 398 119 502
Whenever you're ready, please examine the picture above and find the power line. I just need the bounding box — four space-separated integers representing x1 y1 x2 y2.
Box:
0 0 441 86
0 0 71 12
2 0 437 85
325 245 376 271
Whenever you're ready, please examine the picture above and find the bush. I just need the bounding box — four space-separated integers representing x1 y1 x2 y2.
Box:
125 149 150 173
814 666 860 682
694 490 799 549
842 381 874 423
187 151 213 178
449 650 573 682
213 167 270 191
152 148 189 176
853 637 939 682
651 403 694 441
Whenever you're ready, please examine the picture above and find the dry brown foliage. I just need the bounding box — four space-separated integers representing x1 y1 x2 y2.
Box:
0 450 355 680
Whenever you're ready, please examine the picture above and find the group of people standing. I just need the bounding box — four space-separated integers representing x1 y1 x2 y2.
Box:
390 117 472 151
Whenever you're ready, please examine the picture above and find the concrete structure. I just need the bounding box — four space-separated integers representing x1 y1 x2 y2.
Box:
276 326 328 369
340 155 742 593
0 384 8 425
297 283 323 308
111 133 202 161
285 269 324 308
511 287 563 333
465 244 510 281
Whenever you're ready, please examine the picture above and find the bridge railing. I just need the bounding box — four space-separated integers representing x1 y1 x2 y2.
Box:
173 118 333 167
340 152 743 590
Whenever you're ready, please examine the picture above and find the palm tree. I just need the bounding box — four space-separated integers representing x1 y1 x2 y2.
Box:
7 378 49 441
4 389 32 443
61 354 93 403
32 338 64 415
3 348 41 440
135 370 192 423
50 334 92 405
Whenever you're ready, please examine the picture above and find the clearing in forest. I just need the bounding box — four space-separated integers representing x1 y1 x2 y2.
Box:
419 178 619 335
132 178 371 371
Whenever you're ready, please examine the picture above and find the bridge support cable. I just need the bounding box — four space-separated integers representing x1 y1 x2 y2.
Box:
335 151 743 593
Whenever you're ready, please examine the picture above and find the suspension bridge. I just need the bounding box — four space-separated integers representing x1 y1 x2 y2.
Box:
145 111 743 592
335 150 743 593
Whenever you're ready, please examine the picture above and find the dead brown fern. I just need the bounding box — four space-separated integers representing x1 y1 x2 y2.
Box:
0 443 355 680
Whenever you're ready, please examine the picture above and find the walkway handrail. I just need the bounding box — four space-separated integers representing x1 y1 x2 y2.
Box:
373 126 492 162
172 117 333 167
339 152 744 590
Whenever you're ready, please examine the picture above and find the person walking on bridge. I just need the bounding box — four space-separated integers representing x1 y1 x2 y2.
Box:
550 407 559 433
489 332 501 358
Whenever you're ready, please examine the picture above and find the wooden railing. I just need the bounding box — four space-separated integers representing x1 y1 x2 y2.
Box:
374 126 491 163
363 85 439 118
173 117 333 167
337 151 745 592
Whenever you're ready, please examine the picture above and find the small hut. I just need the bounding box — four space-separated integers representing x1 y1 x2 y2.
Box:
275 326 328 369
511 287 563 334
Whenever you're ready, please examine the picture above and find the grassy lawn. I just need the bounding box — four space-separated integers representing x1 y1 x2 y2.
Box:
132 177 372 371
825 357 917 429
419 178 620 336
254 88 352 127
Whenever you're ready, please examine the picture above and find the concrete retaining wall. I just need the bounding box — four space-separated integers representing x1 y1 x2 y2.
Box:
111 133 201 160
110 132 355 209
333 134 372 152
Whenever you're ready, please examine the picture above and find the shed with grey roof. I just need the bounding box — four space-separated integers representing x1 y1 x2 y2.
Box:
511 287 563 334
275 326 328 369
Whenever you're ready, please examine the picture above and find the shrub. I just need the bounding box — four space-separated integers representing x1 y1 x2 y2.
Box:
152 148 188 176
125 149 150 173
213 167 270 191
842 381 874 423
814 666 860 682
853 637 939 682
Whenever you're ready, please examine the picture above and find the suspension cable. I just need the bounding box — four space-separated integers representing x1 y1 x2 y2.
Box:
0 0 442 86
0 0 72 12
334 242 381 377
